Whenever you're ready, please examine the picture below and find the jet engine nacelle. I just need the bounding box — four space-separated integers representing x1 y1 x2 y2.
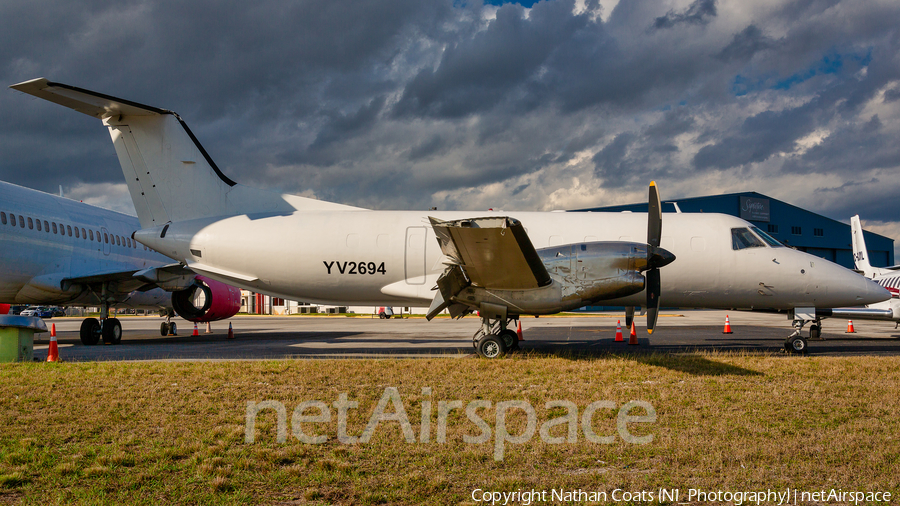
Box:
447 242 658 316
171 275 241 322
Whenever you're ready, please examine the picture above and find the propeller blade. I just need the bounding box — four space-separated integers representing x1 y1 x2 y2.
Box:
648 181 662 248
625 306 635 329
646 268 660 334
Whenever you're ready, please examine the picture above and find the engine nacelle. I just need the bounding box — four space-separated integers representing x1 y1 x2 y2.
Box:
171 276 241 322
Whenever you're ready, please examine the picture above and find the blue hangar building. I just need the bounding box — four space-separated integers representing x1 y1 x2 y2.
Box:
574 191 894 270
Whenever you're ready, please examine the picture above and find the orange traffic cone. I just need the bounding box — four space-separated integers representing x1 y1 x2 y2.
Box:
192 323 199 336
846 320 856 333
50 323 57 338
615 320 624 342
205 322 213 334
628 322 638 345
47 335 59 362
723 315 733 334
516 320 523 341
227 322 235 339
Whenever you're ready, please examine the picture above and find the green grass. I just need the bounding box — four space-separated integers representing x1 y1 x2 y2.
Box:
0 353 898 504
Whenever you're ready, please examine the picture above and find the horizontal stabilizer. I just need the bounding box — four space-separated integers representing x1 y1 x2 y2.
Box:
10 78 165 119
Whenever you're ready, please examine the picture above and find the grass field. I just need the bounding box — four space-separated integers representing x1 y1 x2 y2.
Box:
0 352 898 505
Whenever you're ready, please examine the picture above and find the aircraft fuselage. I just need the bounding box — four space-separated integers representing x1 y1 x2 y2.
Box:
137 209 886 311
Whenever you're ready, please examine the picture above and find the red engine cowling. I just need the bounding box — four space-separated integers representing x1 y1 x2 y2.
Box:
171 276 241 322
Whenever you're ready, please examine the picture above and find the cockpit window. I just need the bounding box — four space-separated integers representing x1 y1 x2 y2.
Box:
750 226 783 247
732 228 765 250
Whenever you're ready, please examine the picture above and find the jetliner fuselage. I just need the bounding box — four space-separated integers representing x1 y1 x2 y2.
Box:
0 180 170 307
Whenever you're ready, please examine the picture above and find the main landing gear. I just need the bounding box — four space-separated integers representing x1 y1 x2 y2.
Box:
472 316 519 358
79 299 122 346
160 310 178 336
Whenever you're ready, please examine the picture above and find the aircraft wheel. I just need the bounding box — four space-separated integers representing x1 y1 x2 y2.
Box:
499 329 519 351
809 325 821 340
169 322 177 336
476 335 507 359
786 336 808 354
103 318 123 345
80 318 101 346
160 322 169 336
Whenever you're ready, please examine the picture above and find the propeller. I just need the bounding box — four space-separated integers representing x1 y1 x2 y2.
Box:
645 181 675 334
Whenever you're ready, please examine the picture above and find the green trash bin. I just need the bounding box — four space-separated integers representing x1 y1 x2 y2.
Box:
0 315 48 362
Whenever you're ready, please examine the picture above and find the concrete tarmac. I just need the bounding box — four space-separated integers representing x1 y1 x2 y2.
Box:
29 310 900 361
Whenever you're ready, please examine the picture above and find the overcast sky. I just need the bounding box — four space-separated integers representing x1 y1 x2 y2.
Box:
2 0 899 252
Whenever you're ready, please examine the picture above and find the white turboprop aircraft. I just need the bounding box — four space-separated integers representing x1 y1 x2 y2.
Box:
10 78 889 355
0 180 242 344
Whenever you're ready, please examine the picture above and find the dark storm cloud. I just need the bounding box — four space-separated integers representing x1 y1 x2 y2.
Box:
786 115 900 175
693 104 818 170
715 25 778 62
651 0 716 30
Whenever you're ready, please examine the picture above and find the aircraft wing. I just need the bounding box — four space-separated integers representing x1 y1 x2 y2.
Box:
429 216 551 290
64 263 196 293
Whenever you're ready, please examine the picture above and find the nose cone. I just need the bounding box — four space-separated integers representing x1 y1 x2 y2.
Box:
826 264 890 307
649 246 676 269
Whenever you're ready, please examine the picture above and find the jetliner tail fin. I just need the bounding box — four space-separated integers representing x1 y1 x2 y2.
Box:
850 215 885 278
10 78 356 228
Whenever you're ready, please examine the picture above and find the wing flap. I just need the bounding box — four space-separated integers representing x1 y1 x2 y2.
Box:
429 216 550 290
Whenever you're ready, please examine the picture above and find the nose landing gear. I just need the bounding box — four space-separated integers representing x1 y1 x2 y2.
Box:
784 316 822 354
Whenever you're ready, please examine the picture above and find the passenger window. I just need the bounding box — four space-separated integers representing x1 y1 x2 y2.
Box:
104 233 108 244
67 225 72 237
36 220 42 231
127 238 132 248
28 217 33 230
75 228 80 238
116 236 121 246
58 223 64 234
0 212 5 225
89 230 94 241
81 228 86 239
95 230 100 241
731 228 765 250
44 220 49 232
52 223 58 234
19 216 25 228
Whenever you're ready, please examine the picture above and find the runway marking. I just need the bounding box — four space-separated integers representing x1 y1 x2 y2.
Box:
288 341 467 349
34 344 74 350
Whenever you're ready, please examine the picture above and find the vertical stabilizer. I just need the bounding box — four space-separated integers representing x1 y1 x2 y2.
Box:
10 78 358 228
850 215 885 277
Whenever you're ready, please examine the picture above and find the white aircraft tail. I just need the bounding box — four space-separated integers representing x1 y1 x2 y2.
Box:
850 215 887 277
10 78 358 228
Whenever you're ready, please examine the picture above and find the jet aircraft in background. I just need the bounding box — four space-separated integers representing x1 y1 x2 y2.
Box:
10 78 889 355
0 180 242 344
807 215 900 334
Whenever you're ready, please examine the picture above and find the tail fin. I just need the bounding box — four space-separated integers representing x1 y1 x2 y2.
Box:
850 215 886 277
11 78 357 228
